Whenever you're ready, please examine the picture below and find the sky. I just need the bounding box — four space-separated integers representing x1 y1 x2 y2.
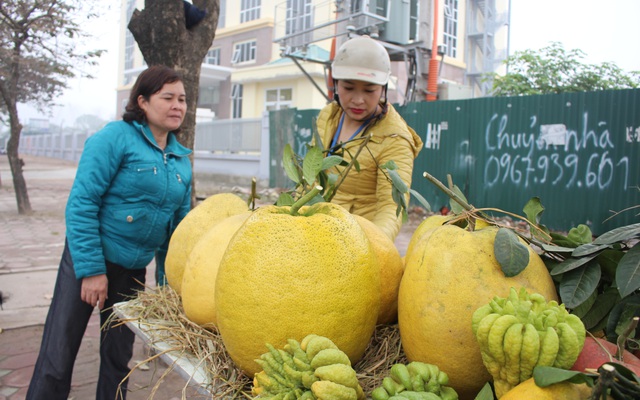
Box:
16 0 640 127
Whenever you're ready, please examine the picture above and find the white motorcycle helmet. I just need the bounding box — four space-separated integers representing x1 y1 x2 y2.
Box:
331 35 391 85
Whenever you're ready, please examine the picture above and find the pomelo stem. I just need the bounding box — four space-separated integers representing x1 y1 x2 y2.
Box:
248 177 258 210
290 185 323 216
616 316 639 362
423 171 473 211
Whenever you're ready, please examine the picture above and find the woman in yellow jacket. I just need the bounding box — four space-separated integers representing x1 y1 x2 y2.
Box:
316 36 423 241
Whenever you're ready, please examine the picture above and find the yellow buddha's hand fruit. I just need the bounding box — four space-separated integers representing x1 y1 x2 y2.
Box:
216 203 380 376
251 335 365 400
472 287 586 398
398 225 558 400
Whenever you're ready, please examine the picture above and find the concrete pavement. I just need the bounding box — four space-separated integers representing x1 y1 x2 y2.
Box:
0 155 208 399
0 154 419 400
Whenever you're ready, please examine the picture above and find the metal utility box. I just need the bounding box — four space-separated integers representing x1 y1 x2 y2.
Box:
378 0 419 44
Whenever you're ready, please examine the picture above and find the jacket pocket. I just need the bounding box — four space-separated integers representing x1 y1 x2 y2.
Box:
117 162 162 197
102 206 151 244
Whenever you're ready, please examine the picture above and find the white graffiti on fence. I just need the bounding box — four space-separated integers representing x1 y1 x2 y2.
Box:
626 126 640 143
483 112 631 190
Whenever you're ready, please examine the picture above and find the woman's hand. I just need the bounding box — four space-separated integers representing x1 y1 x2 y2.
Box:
81 274 108 309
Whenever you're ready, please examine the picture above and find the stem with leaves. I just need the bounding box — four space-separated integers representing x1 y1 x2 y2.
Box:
290 186 323 216
323 135 372 202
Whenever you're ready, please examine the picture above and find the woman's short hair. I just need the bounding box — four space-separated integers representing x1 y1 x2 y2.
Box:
122 65 183 126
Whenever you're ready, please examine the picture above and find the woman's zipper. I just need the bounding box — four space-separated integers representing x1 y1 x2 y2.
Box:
137 166 157 174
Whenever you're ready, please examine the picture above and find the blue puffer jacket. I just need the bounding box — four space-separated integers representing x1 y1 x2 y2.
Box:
65 120 192 280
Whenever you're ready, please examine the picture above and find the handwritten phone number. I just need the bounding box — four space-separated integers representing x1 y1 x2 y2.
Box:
483 151 630 190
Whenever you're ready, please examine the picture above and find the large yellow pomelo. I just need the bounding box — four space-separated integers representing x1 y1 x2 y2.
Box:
405 214 455 259
215 202 380 376
500 377 593 400
165 193 247 294
398 225 558 400
181 211 252 327
353 214 403 325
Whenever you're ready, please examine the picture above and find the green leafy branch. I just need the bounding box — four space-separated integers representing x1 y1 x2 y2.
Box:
522 197 640 342
276 129 431 221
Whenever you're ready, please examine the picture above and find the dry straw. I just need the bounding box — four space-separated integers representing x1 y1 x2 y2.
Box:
112 284 407 399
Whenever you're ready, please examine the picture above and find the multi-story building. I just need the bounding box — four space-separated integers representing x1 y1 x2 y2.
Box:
116 0 510 120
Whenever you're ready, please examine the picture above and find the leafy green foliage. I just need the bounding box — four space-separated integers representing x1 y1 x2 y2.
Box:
533 366 595 388
524 197 640 343
473 383 494 400
488 42 640 96
533 364 640 399
276 135 430 219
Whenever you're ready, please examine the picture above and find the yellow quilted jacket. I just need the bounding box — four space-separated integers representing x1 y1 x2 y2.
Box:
316 101 423 240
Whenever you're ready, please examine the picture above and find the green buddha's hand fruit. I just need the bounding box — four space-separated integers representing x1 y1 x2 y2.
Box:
371 362 459 400
471 287 586 398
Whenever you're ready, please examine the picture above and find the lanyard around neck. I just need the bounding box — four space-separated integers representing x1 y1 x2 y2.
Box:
330 109 377 151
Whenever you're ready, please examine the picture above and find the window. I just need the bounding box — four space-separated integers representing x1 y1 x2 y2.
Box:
205 47 221 65
218 0 226 28
240 0 261 23
350 0 386 16
124 0 137 71
443 0 459 58
232 40 257 64
231 84 243 119
285 0 312 35
265 88 292 111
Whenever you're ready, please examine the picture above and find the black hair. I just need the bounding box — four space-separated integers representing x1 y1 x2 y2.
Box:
122 65 184 132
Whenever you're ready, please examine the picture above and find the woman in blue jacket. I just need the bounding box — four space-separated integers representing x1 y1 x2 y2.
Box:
27 65 192 400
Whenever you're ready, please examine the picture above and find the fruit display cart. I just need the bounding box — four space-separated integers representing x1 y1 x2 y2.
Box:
113 301 214 396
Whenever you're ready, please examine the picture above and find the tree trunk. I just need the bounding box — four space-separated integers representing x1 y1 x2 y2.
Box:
128 0 219 206
6 102 32 214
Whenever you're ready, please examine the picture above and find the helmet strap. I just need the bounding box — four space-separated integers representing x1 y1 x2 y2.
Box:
333 79 341 107
381 84 389 106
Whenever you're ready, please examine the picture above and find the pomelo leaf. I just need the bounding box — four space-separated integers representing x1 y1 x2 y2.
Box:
567 224 593 245
559 261 601 308
581 287 619 330
302 146 323 185
388 168 408 193
572 243 610 257
473 383 494 400
523 196 545 225
495 228 530 277
616 242 640 298
282 144 300 184
594 223 640 245
533 366 594 387
410 189 431 212
449 184 468 215
550 254 598 276
321 155 343 171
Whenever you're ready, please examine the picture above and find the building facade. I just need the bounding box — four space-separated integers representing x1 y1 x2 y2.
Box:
116 0 510 120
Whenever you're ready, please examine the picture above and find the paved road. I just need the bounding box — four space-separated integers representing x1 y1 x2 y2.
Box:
0 156 213 399
0 155 418 400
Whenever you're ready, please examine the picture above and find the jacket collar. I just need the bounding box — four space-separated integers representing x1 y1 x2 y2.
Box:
132 120 192 157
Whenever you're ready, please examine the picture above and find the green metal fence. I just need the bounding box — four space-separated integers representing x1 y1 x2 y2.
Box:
270 89 640 234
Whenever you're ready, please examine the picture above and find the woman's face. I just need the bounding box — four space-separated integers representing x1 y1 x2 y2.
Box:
336 79 383 122
138 81 187 136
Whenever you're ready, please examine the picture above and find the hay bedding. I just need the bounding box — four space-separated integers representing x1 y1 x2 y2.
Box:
114 285 407 399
